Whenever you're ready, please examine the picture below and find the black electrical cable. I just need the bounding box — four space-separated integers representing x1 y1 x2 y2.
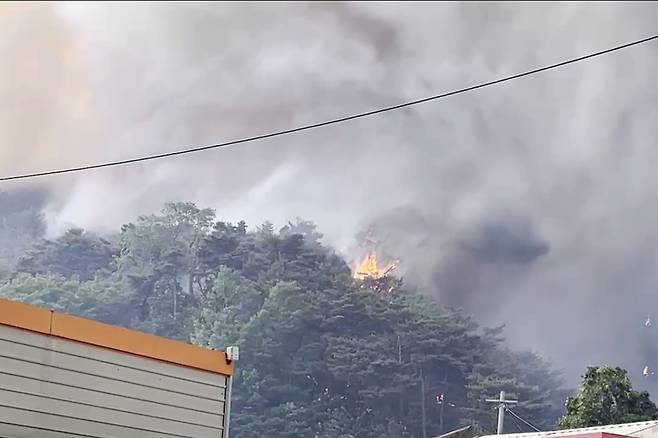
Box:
1 35 656 182
505 407 541 432
510 416 525 433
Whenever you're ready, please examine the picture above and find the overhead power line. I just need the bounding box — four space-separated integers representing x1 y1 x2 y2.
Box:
505 408 541 432
2 34 656 182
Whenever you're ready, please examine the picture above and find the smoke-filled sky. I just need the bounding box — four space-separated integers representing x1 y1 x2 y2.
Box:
1 2 658 388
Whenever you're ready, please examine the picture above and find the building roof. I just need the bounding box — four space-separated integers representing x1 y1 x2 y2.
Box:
0 298 234 376
435 424 480 438
479 421 658 438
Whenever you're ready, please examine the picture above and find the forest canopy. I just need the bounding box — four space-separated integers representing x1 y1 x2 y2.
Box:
0 199 568 437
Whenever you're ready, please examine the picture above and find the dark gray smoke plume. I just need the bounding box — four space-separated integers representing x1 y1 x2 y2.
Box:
2 2 658 389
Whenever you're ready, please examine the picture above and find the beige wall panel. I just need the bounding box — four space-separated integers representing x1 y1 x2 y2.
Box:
0 337 224 399
0 326 227 386
0 373 223 427
0 325 228 438
0 389 221 438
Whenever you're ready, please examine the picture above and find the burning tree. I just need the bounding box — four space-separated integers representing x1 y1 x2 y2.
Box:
353 250 402 294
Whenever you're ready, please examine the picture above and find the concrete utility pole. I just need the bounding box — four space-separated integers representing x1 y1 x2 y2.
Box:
485 391 518 435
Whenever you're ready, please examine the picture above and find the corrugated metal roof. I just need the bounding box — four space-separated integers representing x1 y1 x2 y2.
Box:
479 420 658 438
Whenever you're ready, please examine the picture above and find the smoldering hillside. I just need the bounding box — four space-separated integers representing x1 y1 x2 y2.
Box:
1 2 658 388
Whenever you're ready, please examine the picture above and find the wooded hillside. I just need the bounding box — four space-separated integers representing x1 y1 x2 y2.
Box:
0 198 566 437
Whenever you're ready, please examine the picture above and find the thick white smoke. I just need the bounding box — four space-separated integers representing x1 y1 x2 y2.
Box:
1 2 658 388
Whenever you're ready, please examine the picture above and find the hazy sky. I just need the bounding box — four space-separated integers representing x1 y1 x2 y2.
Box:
1 2 658 388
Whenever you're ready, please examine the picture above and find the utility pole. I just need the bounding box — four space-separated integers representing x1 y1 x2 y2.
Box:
420 368 427 438
485 391 518 434
398 336 403 423
438 394 445 434
173 288 177 320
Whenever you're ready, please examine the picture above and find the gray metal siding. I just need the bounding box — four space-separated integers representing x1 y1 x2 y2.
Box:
0 325 228 438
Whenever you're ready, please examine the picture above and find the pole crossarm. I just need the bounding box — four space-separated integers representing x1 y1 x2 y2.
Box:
485 391 519 434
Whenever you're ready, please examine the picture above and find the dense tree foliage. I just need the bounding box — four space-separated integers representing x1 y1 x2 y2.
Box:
0 200 568 436
0 189 46 265
16 228 116 281
559 366 657 429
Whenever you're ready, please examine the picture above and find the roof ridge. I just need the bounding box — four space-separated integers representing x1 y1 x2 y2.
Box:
479 420 658 438
0 298 234 375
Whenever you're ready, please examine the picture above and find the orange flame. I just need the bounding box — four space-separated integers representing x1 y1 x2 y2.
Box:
354 251 399 280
